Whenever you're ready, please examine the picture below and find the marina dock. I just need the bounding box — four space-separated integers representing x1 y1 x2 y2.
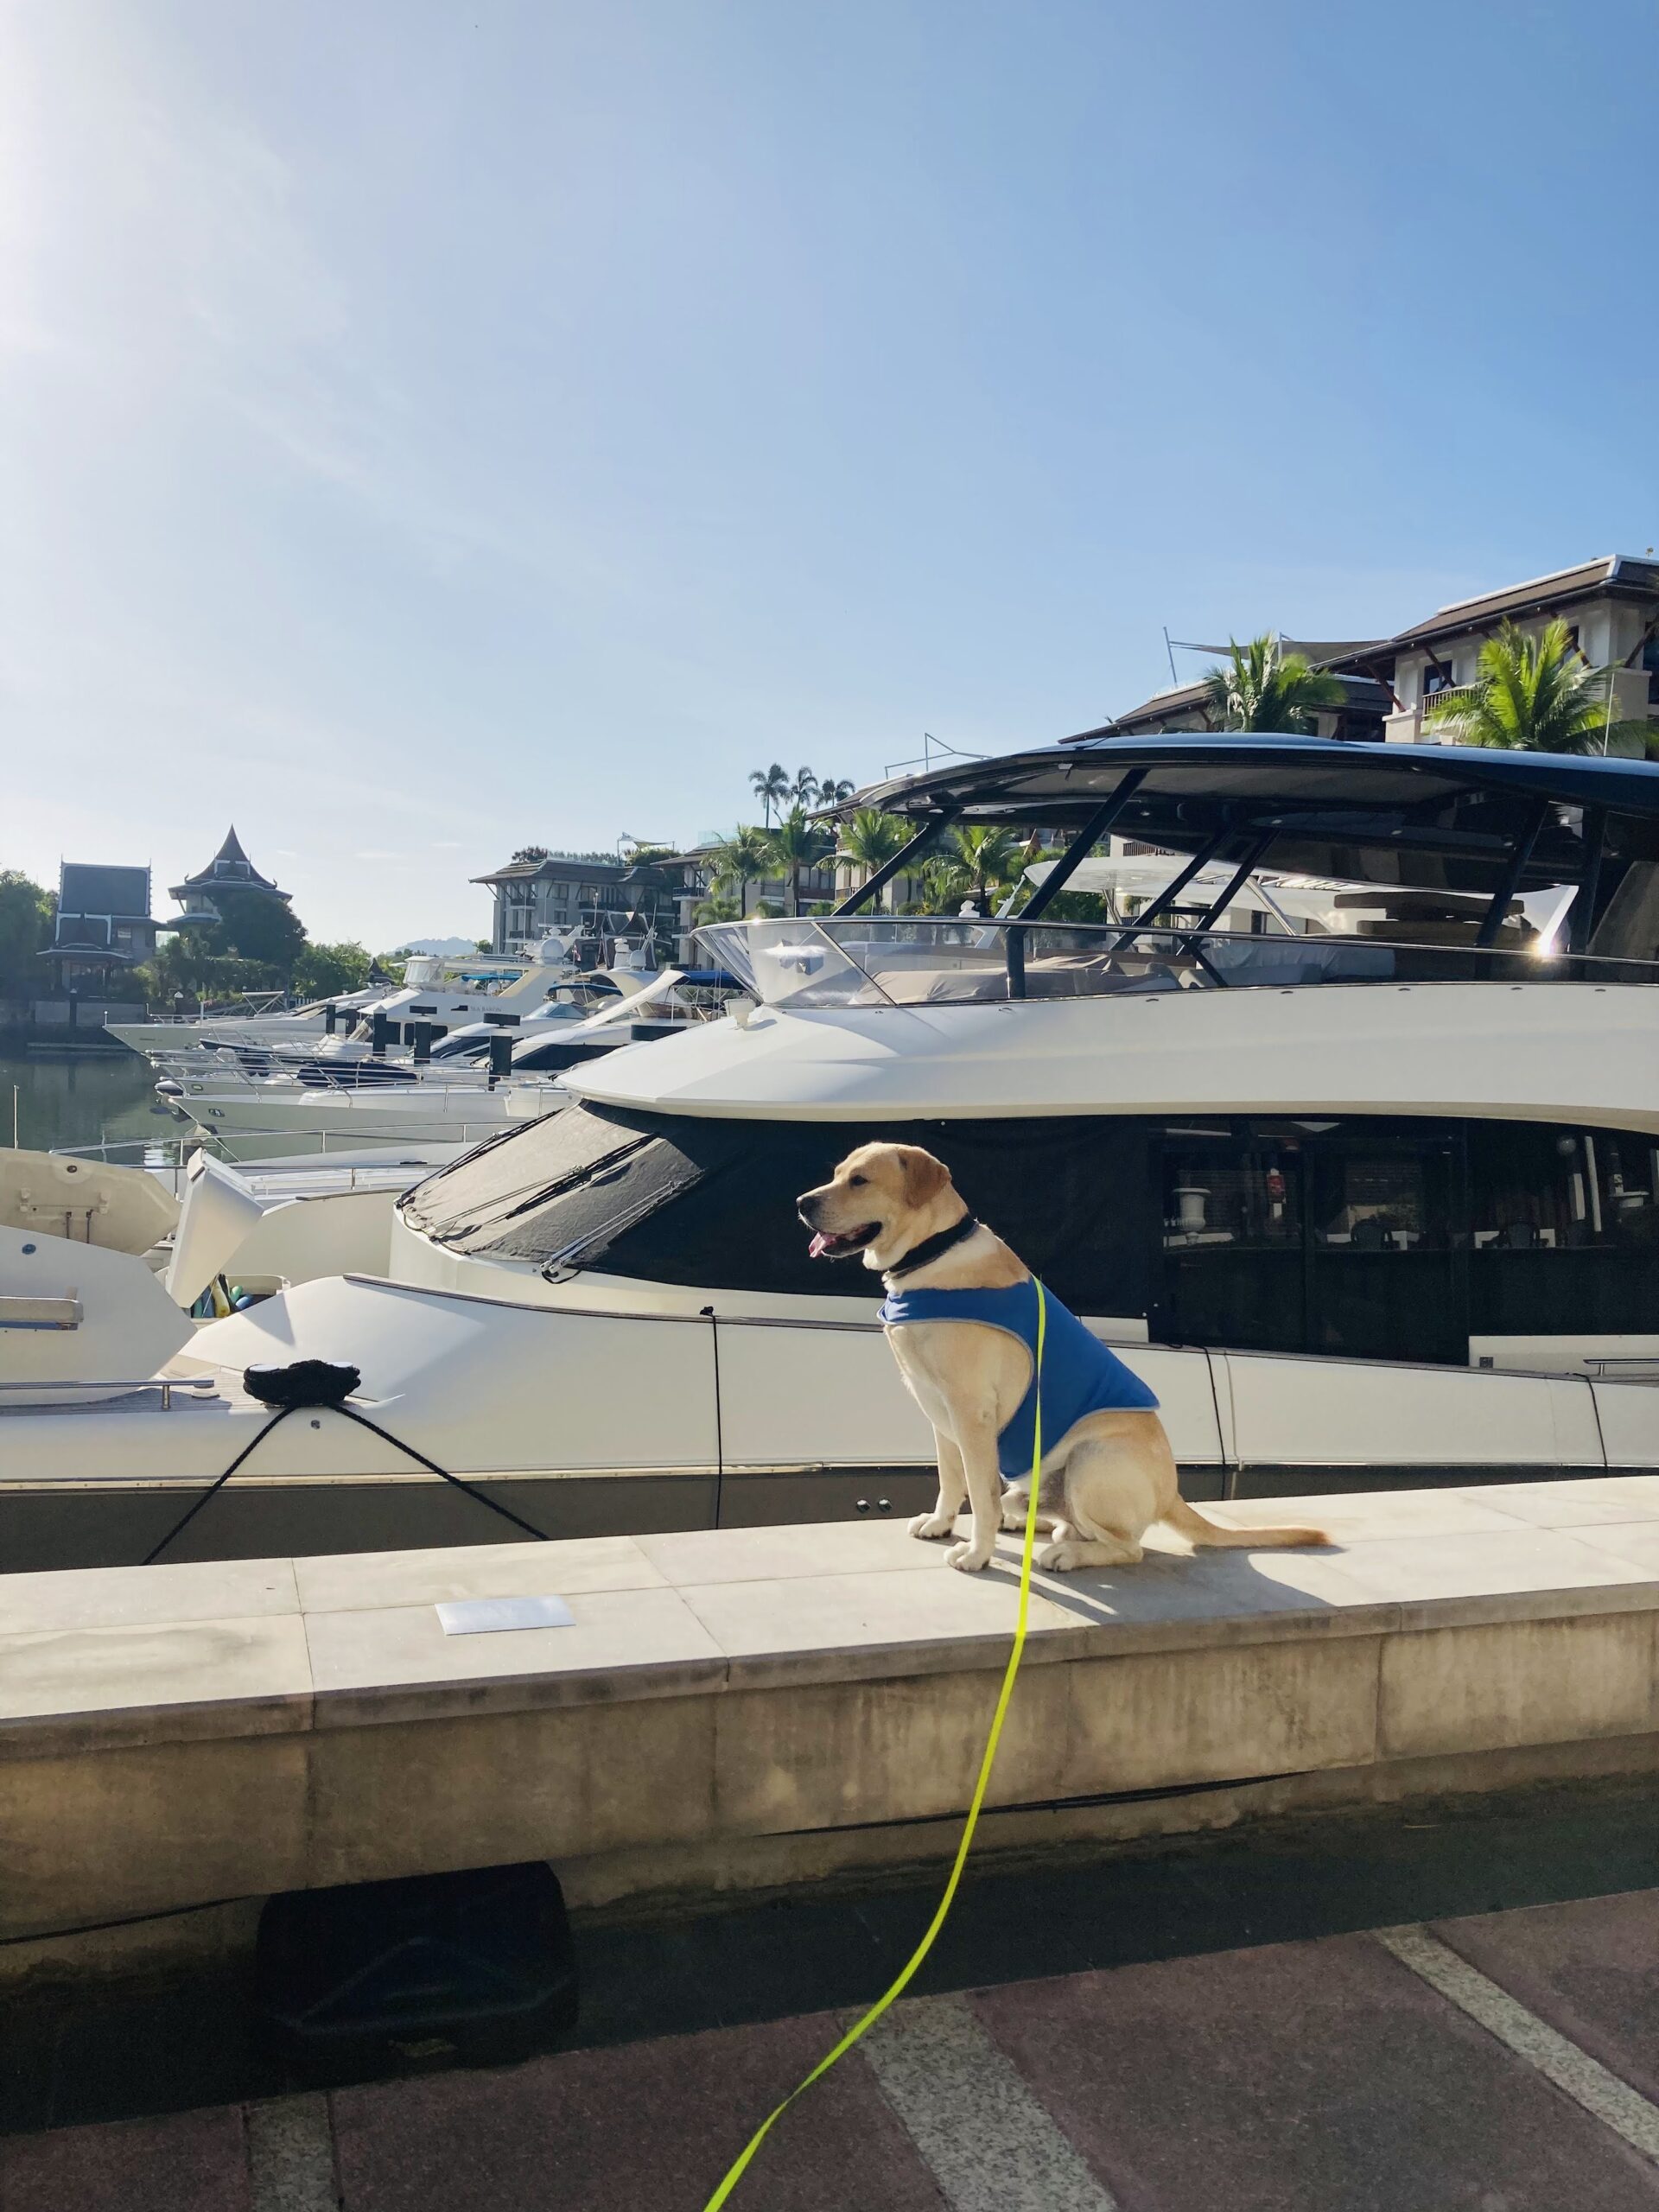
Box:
10 1478 1659 1948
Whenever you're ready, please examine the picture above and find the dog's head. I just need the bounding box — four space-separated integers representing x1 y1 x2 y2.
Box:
797 1142 957 1269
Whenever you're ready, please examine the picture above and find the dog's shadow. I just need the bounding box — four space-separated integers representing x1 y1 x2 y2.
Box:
969 1528 1351 1630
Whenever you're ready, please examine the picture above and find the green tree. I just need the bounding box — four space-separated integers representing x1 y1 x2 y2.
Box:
764 807 834 916
710 824 772 915
694 890 743 926
0 871 54 998
294 940 372 998
1201 633 1347 734
1424 619 1615 753
748 763 791 828
195 889 308 982
923 825 1027 912
836 810 910 910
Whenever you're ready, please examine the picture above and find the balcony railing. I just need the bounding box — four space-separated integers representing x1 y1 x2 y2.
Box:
697 915 1658 1012
1409 683 1481 738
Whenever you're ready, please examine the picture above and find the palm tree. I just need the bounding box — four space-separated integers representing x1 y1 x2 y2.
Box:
791 766 820 809
1424 619 1614 753
766 806 834 915
836 809 909 910
817 775 857 806
1201 633 1347 734
925 825 1027 912
710 823 772 917
694 891 743 926
748 762 791 827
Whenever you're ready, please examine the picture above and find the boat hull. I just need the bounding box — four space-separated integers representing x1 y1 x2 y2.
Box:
5 1268 1657 1572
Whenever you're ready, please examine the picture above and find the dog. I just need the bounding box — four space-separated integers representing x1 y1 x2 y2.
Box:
798 1141 1326 1573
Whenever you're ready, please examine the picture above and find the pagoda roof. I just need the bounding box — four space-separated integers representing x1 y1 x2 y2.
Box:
169 826 290 901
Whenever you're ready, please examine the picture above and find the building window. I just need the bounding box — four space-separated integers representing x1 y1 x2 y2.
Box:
1422 664 1454 698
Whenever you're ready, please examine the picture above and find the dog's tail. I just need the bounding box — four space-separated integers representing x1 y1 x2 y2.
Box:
1162 1497 1328 1550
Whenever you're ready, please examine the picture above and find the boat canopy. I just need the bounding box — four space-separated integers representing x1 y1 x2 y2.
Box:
850 735 1659 899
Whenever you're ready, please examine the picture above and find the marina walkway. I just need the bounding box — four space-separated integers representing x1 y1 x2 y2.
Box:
7 1886 1659 2209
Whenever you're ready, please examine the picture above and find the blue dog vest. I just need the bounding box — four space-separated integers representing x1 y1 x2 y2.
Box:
876 1276 1159 1478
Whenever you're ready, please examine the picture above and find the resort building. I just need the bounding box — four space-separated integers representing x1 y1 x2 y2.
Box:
473 852 645 957
1095 554 1659 747
167 828 292 926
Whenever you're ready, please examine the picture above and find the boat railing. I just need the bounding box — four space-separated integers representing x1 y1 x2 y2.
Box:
0 1375 219 1408
697 916 1659 1012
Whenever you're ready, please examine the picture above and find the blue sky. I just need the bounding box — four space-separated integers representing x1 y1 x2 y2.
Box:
4 0 1656 944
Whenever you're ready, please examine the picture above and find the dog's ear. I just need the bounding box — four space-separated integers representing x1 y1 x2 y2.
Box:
900 1147 950 1210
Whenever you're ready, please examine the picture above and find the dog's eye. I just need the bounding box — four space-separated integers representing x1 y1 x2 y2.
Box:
849 1174 867 1188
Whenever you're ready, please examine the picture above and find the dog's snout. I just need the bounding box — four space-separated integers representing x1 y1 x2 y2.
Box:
798 1189 824 1225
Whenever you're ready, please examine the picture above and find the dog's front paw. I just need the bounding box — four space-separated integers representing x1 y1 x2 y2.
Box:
908 1512 957 1541
946 1541 995 1573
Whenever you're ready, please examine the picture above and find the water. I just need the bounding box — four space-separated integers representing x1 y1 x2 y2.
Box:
0 1045 168 1155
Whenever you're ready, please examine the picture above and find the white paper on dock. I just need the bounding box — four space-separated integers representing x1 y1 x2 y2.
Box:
435 1595 576 1636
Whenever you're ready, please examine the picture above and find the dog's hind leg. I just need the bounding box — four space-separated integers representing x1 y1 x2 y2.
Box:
1037 1532 1144 1573
1000 1483 1058 1534
909 1432 968 1541
1036 1438 1147 1573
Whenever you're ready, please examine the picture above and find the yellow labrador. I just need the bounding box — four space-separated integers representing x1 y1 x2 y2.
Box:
798 1141 1325 1573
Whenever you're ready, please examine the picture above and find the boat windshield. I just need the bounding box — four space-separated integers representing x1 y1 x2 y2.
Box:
697 916 1659 1012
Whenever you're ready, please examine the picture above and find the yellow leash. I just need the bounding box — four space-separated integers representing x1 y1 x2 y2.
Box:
702 1281 1049 2210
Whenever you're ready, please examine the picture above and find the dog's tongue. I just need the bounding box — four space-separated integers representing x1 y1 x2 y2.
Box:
809 1232 830 1259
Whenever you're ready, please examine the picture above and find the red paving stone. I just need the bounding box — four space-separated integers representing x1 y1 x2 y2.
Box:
1434 1891 1659 2104
0 2107 250 2212
971 1931 1659 2212
329 2011 946 2212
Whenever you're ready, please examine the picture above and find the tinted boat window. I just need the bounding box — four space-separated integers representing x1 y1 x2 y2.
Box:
404 1103 1659 1358
404 1103 1155 1309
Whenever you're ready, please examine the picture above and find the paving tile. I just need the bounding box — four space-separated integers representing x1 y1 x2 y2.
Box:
1012 1541 1386 1630
1570 1521 1659 1579
972 1933 1659 2211
1476 1476 1659 1529
330 2013 945 2211
0 1558 299 1636
294 1535 664 1612
1310 1524 1656 1607
0 1615 313 1753
1199 1485 1528 1543
1433 1891 1659 2105
676 1559 1084 1688
638 1517 941 1586
0 2107 251 2212
302 1584 724 1723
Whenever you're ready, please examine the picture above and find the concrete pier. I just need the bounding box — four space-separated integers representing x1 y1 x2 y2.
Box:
10 1476 1659 1962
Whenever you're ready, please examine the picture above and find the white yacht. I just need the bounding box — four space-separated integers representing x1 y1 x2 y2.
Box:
105 927 653 1060
153 967 746 1151
8 735 1659 1568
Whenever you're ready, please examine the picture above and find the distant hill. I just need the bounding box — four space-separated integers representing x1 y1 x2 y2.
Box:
398 936 480 957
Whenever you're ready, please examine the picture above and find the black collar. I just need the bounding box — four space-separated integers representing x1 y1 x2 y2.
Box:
885 1214 982 1281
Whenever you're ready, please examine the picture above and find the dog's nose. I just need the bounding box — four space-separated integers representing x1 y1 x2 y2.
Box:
797 1190 823 1224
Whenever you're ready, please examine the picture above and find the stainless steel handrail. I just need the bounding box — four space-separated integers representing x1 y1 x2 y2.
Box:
0 1376 219 1407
